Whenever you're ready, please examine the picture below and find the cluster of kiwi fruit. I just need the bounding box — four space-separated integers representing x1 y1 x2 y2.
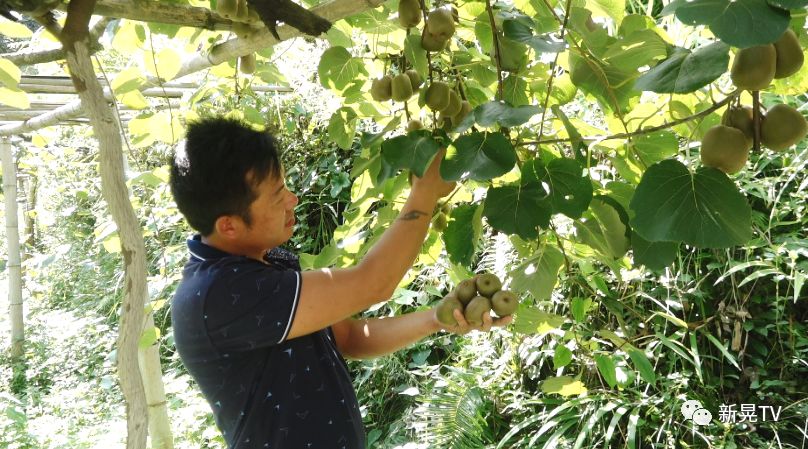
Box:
424 81 472 129
215 0 261 74
431 201 451 231
370 69 423 103
435 273 519 327
700 29 808 174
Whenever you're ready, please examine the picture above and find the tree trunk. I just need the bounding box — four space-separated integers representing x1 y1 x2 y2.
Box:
1 138 24 361
59 5 176 445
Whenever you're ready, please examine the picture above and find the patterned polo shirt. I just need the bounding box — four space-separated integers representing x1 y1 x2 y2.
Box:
171 236 365 448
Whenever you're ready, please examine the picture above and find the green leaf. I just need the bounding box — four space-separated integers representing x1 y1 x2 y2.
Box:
570 297 592 322
0 58 21 88
441 132 517 181
541 376 587 396
630 131 679 166
514 305 566 334
0 86 28 109
569 53 637 114
631 231 678 271
148 48 182 81
629 159 753 248
627 349 656 385
467 101 541 129
139 326 161 348
502 75 530 106
380 131 441 178
587 0 626 22
554 345 573 368
521 158 593 219
768 0 808 8
404 34 429 79
575 198 630 259
595 354 618 388
603 29 668 71
443 204 479 268
0 18 32 38
111 67 147 95
318 46 367 93
669 0 790 48
635 42 730 93
327 107 358 150
484 183 551 239
509 244 564 300
502 18 565 53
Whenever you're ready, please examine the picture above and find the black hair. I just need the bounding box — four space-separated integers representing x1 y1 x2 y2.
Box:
169 116 282 236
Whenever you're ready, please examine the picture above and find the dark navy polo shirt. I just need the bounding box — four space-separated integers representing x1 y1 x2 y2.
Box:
171 236 365 448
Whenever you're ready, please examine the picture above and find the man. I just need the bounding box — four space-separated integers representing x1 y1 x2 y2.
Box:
169 116 510 448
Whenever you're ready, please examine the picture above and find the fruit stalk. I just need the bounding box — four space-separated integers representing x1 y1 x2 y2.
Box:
752 90 761 153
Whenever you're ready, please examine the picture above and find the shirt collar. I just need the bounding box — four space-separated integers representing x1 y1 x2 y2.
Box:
187 235 234 261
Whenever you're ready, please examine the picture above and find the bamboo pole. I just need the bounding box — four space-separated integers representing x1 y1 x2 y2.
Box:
1 138 24 361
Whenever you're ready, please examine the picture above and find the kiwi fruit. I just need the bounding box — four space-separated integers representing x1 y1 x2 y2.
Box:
392 73 414 102
731 44 776 91
443 90 462 117
425 82 451 111
700 125 750 174
370 75 393 102
436 294 464 326
216 0 238 18
773 29 804 79
760 103 808 151
464 296 492 327
491 290 518 316
239 53 256 74
492 36 527 73
454 279 477 305
426 8 455 40
475 273 502 297
405 69 423 91
421 31 447 52
407 119 424 132
722 105 755 147
398 0 422 28
452 100 472 125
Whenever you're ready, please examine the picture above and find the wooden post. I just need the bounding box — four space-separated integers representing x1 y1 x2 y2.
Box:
1 137 24 361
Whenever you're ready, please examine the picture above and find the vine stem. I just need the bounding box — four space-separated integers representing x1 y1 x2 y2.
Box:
752 90 761 153
538 0 574 140
484 0 504 101
521 90 741 147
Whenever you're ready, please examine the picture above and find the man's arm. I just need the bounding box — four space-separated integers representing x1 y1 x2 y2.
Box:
286 150 455 340
331 308 513 359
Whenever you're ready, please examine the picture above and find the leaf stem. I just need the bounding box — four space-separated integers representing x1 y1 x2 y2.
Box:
538 0 573 140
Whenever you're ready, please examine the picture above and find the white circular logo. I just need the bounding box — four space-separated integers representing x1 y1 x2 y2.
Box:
681 399 702 420
692 408 713 426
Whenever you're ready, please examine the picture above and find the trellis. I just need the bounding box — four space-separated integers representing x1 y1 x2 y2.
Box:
0 0 383 448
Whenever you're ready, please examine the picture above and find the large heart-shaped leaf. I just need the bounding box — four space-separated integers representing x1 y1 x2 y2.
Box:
665 0 790 48
521 158 593 219
631 231 679 271
635 42 730 93
569 53 638 114
509 244 565 300
443 204 479 268
327 107 358 150
629 159 752 248
631 131 679 166
483 183 551 239
457 101 541 133
380 131 441 178
441 132 517 181
514 305 566 334
318 46 367 93
502 18 565 53
575 198 631 259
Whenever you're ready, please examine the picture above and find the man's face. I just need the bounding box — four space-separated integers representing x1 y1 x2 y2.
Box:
241 169 299 251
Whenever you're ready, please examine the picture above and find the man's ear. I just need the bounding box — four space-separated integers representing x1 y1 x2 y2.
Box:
213 215 244 240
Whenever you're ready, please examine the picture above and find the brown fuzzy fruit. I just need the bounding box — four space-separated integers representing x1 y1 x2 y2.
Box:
391 73 414 102
491 290 519 316
406 119 424 132
773 29 804 79
475 273 502 297
405 69 423 91
761 103 808 151
370 75 393 102
398 0 421 28
425 82 451 111
722 105 755 147
443 90 462 117
464 296 492 327
731 45 777 91
454 279 477 305
426 8 455 40
433 213 448 231
239 53 256 74
436 294 464 327
452 100 472 125
421 31 447 52
700 125 751 174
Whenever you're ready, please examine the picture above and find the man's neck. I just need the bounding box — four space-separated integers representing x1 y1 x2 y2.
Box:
201 234 266 262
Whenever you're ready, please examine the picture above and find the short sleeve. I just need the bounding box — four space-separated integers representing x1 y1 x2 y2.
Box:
204 262 301 351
